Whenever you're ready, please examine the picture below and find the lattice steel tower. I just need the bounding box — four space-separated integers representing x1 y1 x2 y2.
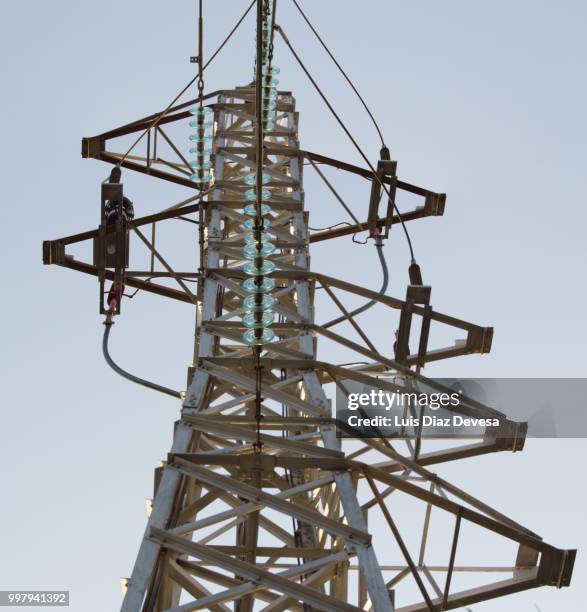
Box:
44 2 575 610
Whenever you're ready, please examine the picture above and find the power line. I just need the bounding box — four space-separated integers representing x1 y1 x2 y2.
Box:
290 0 385 148
117 0 256 167
275 24 417 262
204 0 257 72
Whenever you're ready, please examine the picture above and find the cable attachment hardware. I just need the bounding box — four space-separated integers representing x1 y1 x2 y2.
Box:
395 267 432 369
94 171 132 315
367 147 398 240
188 0 213 189
409 260 423 286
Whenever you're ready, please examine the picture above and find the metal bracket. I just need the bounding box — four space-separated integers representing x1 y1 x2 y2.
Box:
42 240 65 265
81 136 103 159
94 180 128 314
367 159 398 238
395 285 432 365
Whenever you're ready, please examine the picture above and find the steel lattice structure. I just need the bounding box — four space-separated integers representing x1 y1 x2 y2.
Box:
43 5 575 612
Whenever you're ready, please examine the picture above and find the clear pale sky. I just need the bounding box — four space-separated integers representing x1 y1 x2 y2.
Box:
1 1 585 610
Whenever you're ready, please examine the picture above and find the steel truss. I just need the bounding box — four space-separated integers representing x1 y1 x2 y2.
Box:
44 83 575 611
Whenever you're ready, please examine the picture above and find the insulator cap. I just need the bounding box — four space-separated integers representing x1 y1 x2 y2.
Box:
409 261 423 285
109 167 122 184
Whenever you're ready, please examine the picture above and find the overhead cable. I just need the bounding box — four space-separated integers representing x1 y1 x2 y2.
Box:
290 0 386 148
117 0 256 167
276 24 417 262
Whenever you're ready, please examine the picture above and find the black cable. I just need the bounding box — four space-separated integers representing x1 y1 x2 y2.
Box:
276 25 417 263
197 0 204 104
123 275 198 299
337 362 369 367
102 313 182 399
308 157 363 229
251 0 267 453
308 221 351 231
290 0 385 148
203 0 256 72
322 237 388 329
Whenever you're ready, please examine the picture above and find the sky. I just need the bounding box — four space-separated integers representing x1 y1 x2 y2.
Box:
0 1 586 610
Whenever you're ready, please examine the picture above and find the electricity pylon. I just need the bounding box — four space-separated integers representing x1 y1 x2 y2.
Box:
43 6 575 612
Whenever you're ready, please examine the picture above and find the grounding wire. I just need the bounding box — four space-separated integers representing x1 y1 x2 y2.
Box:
308 221 351 231
307 157 364 229
322 237 388 329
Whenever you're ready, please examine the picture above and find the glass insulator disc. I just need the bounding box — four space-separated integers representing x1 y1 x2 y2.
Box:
242 327 275 345
243 294 276 311
243 277 276 293
243 242 276 259
243 204 272 217
242 311 274 328
244 260 276 276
